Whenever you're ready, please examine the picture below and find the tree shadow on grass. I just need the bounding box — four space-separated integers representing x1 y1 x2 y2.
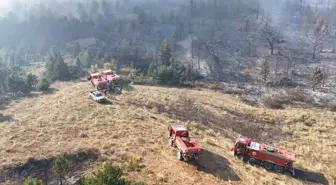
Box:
122 84 135 92
0 100 11 110
0 88 58 110
0 114 13 122
0 92 42 110
187 149 241 182
0 148 100 184
42 88 58 95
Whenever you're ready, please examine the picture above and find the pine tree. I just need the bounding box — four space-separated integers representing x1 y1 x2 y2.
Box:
53 155 71 185
45 54 69 81
26 73 38 89
73 42 81 57
55 56 69 81
7 73 24 96
79 51 92 68
24 177 43 185
75 57 82 69
159 38 172 66
172 31 178 58
111 59 120 73
148 63 155 76
37 77 50 92
206 40 214 55
79 164 146 185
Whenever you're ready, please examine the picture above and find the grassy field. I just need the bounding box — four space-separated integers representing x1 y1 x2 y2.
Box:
0 80 334 185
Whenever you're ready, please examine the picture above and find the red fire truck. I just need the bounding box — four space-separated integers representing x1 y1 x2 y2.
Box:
168 124 201 161
88 73 108 90
101 69 120 83
231 135 296 175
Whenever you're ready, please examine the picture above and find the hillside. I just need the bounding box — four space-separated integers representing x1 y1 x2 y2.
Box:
0 80 334 185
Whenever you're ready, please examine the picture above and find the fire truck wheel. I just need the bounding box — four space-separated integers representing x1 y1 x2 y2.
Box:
237 155 244 161
248 158 261 166
263 162 273 171
168 137 173 147
242 156 250 163
273 165 284 173
177 151 183 161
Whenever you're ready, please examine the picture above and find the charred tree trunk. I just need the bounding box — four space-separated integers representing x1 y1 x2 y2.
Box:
313 44 316 59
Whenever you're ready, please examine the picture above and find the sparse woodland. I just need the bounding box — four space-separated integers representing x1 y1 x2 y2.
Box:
0 0 335 109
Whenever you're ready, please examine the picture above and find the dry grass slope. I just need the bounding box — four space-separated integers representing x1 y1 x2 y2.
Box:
0 81 335 185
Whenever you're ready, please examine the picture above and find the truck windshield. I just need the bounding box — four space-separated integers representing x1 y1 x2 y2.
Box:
95 93 103 97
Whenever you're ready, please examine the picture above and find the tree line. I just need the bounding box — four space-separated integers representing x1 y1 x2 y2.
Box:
0 0 333 93
0 63 50 99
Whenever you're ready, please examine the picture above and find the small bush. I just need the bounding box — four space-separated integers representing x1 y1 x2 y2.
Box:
287 88 305 102
37 77 50 92
90 65 99 73
147 63 155 76
203 138 218 146
26 73 38 90
149 64 203 86
329 102 336 112
127 156 143 172
205 129 216 137
153 65 176 85
68 65 86 79
24 177 43 185
129 182 147 185
271 76 294 87
263 95 288 109
132 75 156 85
79 164 146 185
186 122 204 131
119 76 132 85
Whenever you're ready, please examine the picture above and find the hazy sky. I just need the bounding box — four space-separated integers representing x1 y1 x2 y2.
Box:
0 0 329 18
0 0 82 17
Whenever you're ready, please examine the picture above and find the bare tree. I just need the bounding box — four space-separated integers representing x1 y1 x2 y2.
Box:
179 21 184 40
256 2 260 19
190 0 195 15
205 40 221 79
306 14 328 59
243 67 250 82
260 23 282 55
147 16 157 35
286 51 293 76
172 30 178 59
312 65 324 91
244 19 250 38
259 57 270 84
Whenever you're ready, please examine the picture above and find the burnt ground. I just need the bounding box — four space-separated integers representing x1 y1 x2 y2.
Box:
126 94 330 185
0 148 100 184
127 96 290 144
